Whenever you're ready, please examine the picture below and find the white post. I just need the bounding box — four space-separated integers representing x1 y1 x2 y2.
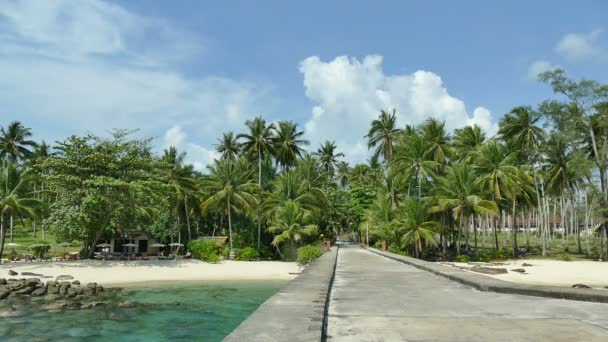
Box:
366 223 369 247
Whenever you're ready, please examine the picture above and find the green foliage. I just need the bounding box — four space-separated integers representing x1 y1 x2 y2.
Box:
237 246 259 261
187 239 220 263
560 252 572 262
474 252 491 262
296 244 323 264
454 255 470 263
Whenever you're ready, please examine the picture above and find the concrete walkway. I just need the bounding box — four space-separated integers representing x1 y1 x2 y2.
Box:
327 246 608 341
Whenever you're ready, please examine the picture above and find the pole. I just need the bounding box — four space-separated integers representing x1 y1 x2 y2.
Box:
366 223 369 247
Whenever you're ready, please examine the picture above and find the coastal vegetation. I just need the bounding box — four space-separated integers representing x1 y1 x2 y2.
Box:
1 69 607 263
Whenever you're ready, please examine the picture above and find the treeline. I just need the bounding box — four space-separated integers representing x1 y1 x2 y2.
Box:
1 68 607 262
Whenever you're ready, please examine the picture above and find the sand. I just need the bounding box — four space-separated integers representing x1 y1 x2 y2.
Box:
444 259 608 288
1 259 300 287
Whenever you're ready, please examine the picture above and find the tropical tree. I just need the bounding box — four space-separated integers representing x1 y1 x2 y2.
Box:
238 116 275 251
314 140 344 176
201 159 258 256
0 121 37 162
392 132 439 200
267 200 317 257
453 125 486 162
215 132 240 161
273 120 308 170
366 109 401 163
336 161 350 188
395 197 440 258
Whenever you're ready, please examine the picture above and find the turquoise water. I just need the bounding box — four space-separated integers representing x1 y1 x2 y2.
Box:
0 280 286 342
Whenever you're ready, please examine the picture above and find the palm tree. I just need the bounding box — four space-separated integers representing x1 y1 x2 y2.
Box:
432 164 498 254
273 120 308 170
366 109 401 163
201 159 258 257
238 116 275 251
474 140 520 250
336 161 350 188
161 147 197 241
267 200 317 257
395 197 440 258
0 121 37 162
498 107 546 161
421 118 451 167
215 132 240 161
314 140 344 175
453 125 486 162
0 163 42 262
392 133 439 200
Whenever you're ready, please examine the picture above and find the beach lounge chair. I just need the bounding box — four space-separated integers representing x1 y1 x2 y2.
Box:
140 252 149 260
68 253 80 261
55 253 67 261
183 252 191 260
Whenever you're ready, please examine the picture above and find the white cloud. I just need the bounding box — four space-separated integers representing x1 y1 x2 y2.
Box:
299 55 496 163
163 126 186 149
555 29 603 62
0 0 266 169
161 126 219 171
527 60 560 80
467 107 498 137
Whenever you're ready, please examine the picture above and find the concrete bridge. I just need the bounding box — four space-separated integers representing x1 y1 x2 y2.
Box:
226 245 608 341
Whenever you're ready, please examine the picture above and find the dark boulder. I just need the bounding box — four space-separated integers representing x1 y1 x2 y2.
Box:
0 278 6 285
572 284 592 289
21 272 43 277
511 268 526 273
31 287 47 296
8 270 17 276
470 265 508 275
56 275 74 281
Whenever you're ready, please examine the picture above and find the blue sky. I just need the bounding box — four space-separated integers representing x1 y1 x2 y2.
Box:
1 0 607 168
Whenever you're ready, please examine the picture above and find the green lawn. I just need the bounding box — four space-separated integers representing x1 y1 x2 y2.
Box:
2 221 82 257
470 230 602 260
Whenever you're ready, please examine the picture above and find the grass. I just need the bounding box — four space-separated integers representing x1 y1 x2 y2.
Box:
2 221 82 257
469 230 603 261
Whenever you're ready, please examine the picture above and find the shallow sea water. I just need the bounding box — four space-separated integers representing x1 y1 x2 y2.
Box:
0 280 286 342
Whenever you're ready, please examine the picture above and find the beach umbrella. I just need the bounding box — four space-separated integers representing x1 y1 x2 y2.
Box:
28 243 44 249
168 243 184 247
58 241 71 253
122 243 137 256
151 243 166 247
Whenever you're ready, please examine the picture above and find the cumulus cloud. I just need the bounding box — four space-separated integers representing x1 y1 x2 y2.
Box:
527 60 560 80
0 0 266 169
162 126 219 171
299 55 496 163
555 29 603 62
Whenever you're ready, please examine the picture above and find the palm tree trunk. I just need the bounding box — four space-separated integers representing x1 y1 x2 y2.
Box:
184 196 192 241
227 197 234 259
512 199 518 257
10 211 13 243
0 214 6 264
473 214 478 249
257 149 262 252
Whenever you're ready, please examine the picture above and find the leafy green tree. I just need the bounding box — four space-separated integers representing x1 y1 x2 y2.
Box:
392 132 439 200
395 197 440 258
453 125 486 163
366 109 401 163
201 159 258 256
336 161 350 188
267 200 317 258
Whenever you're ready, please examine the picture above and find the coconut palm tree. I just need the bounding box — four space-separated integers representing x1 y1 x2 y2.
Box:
474 140 520 250
366 109 401 163
498 106 546 161
392 133 439 200
432 164 498 254
0 163 42 262
314 140 344 176
395 197 441 259
453 125 486 163
161 147 198 241
336 161 350 188
215 132 240 161
201 159 258 257
238 117 275 251
0 121 37 162
421 118 451 167
267 200 317 257
273 120 308 170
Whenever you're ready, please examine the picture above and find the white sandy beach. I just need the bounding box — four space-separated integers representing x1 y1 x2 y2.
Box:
1 259 300 286
444 259 608 288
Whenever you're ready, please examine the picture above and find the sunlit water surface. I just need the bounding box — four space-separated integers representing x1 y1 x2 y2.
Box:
0 280 286 342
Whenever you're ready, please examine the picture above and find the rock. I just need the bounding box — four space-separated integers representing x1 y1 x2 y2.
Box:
47 286 59 295
96 286 104 293
86 282 97 288
0 290 11 300
31 287 47 296
66 287 77 298
67 300 81 309
511 268 526 273
8 270 18 276
46 302 67 311
0 278 6 285
59 283 71 295
118 301 136 308
46 280 58 287
21 272 43 277
470 265 508 275
25 278 41 286
522 263 533 267
14 287 36 295
82 301 105 309
56 275 74 281
572 284 592 289
72 280 80 285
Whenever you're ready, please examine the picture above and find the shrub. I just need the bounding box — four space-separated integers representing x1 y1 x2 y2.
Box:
475 252 490 262
454 255 471 263
237 247 259 261
297 245 323 264
561 252 572 262
187 239 220 263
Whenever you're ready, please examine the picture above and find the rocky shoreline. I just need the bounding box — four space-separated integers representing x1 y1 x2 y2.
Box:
1 269 122 317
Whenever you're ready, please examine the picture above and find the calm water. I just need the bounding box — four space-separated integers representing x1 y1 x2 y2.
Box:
0 280 286 342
